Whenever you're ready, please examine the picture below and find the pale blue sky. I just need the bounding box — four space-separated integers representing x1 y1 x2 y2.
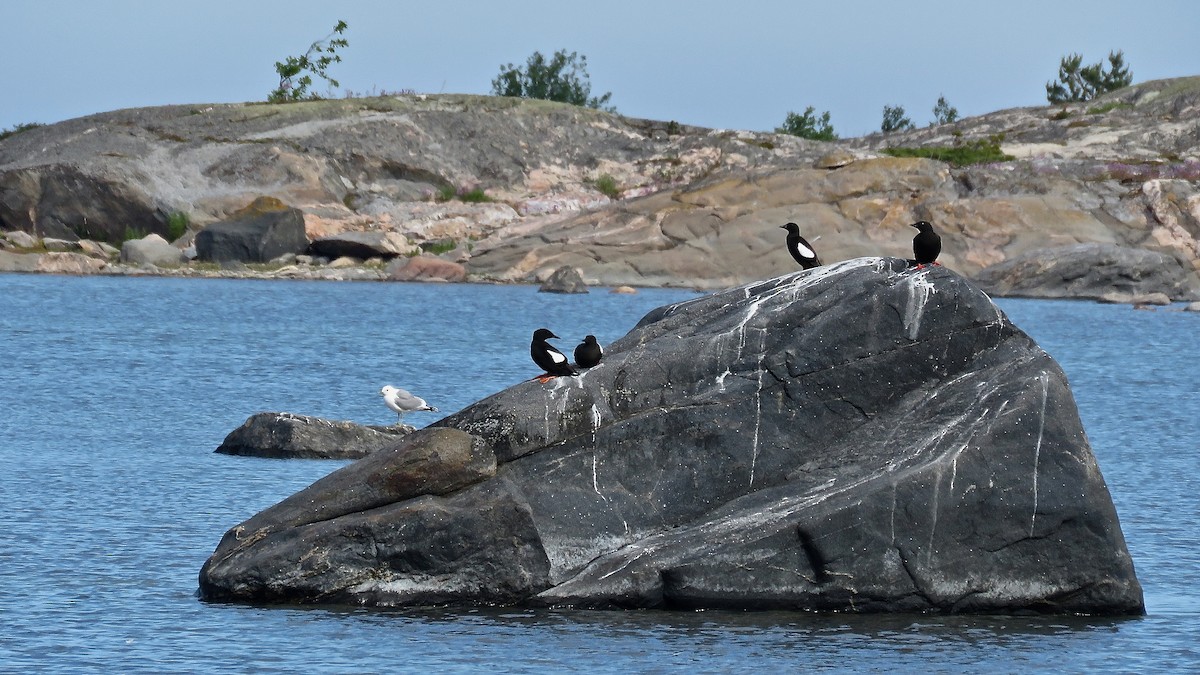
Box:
3 1 1197 137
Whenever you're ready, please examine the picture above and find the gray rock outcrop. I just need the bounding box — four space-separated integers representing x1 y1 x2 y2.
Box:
215 412 412 460
0 249 39 272
198 259 1143 615
308 231 417 260
385 255 467 282
0 164 164 243
195 197 309 263
2 230 38 248
4 79 1197 296
973 243 1197 300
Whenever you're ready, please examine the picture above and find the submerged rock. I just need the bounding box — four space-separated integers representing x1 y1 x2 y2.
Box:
215 412 412 460
199 259 1144 614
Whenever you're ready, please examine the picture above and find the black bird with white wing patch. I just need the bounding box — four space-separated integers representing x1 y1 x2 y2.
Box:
780 222 822 269
530 328 576 382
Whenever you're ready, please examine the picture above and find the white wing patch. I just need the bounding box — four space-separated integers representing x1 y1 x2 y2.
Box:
549 349 566 364
796 241 815 258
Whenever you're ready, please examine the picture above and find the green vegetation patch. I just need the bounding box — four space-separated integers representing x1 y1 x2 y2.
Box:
0 122 45 142
420 239 459 255
435 186 492 203
591 174 620 198
884 135 1013 167
166 212 190 241
1086 101 1133 115
738 138 776 150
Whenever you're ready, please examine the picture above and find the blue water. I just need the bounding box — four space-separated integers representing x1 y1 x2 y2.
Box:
1 274 1198 673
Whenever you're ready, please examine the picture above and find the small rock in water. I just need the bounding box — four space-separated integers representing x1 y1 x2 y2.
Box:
539 266 588 294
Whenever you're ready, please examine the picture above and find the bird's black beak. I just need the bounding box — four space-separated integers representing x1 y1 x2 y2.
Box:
910 223 919 229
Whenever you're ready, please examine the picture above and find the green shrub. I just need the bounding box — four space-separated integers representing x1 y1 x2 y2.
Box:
166 212 190 241
122 226 148 242
458 187 491 203
420 239 458 255
775 107 837 141
0 122 44 142
435 185 492 203
592 174 620 198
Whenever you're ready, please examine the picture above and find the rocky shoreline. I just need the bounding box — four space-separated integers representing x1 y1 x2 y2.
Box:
6 235 1199 309
3 78 1199 300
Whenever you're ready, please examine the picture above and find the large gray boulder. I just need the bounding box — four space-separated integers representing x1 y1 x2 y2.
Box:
973 243 1198 301
120 233 186 266
215 412 414 460
195 197 309 263
198 258 1143 615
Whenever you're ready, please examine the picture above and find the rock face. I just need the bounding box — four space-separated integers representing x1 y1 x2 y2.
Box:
0 164 164 243
5 80 1198 295
215 412 412 460
974 243 1197 300
194 197 309 263
199 259 1143 615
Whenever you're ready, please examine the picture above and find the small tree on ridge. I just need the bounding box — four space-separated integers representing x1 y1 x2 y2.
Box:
1046 50 1132 103
881 104 914 133
775 106 838 141
269 20 349 103
932 95 959 125
491 49 615 111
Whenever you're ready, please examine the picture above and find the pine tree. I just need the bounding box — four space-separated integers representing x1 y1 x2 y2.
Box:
491 50 615 111
932 96 959 125
775 107 838 140
1046 51 1132 103
881 105 914 133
